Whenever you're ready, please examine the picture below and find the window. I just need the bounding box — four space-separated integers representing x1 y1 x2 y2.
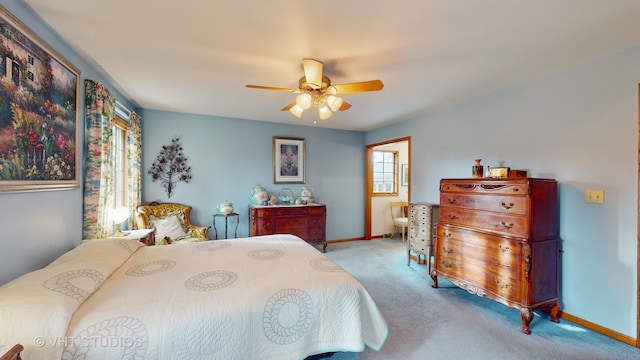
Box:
113 116 128 207
27 55 34 65
26 71 34 81
372 150 398 196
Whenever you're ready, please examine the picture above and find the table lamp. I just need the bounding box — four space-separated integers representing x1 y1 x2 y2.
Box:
112 206 129 236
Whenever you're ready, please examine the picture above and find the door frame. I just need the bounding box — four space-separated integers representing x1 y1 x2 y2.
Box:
364 136 411 240
636 84 639 347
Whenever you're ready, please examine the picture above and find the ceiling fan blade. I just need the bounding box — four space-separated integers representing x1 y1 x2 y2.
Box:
246 85 298 92
302 58 323 89
338 101 352 111
281 101 297 111
332 80 384 94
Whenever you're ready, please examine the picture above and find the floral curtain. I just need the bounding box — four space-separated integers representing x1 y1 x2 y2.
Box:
82 80 116 239
127 111 142 229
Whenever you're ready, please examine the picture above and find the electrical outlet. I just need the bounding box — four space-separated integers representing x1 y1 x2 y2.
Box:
585 189 604 204
412 185 417 193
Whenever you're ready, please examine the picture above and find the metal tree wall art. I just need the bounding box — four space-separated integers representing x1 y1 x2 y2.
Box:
148 137 192 198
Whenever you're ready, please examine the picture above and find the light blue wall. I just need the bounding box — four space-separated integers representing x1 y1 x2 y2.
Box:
139 109 365 241
0 0 135 284
1 0 638 341
367 46 640 338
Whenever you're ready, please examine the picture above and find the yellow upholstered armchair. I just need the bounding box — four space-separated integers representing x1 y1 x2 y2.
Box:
135 202 210 245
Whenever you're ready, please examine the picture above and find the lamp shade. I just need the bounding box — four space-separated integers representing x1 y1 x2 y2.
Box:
289 104 304 119
296 93 312 110
326 95 343 112
112 206 129 224
318 105 332 120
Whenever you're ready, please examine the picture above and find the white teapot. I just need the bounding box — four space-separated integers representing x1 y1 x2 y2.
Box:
219 200 234 214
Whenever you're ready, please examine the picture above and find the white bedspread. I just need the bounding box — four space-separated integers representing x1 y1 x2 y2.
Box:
0 235 388 359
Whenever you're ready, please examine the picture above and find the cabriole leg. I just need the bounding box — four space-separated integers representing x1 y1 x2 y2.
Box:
520 309 534 334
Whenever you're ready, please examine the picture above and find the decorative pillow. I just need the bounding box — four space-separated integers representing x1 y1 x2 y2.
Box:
150 213 189 242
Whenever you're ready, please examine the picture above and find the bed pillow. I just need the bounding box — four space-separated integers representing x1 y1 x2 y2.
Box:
0 238 143 359
150 213 189 241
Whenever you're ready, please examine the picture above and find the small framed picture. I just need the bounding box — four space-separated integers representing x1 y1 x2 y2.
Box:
401 164 408 186
273 137 305 184
488 167 510 178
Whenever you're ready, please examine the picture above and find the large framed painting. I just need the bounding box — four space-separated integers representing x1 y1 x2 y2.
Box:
273 136 305 184
0 6 80 194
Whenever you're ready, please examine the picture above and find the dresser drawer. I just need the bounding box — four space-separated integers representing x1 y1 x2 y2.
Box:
275 207 309 216
308 206 325 215
275 216 308 235
439 207 528 237
252 208 273 217
435 235 522 301
441 181 528 195
252 217 273 235
440 193 527 215
436 229 522 272
437 225 523 260
409 241 428 254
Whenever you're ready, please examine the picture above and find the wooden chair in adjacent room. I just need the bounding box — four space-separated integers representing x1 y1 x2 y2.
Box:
389 201 408 242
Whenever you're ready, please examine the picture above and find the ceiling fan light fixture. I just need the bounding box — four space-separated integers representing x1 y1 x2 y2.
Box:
289 104 304 119
247 58 383 121
296 93 312 110
326 95 343 112
318 105 332 120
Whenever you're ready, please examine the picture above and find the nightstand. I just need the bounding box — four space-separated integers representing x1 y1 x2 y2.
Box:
0 344 23 360
108 229 155 245
212 213 239 239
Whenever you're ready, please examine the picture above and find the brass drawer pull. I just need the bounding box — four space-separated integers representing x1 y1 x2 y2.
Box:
442 247 453 254
447 198 456 205
501 202 514 210
499 222 514 229
496 262 511 269
444 232 451 238
447 214 460 220
494 278 510 289
441 261 453 269
498 244 510 253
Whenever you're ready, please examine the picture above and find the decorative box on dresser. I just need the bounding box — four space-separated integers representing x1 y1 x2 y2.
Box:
407 202 439 273
431 178 560 334
249 204 327 252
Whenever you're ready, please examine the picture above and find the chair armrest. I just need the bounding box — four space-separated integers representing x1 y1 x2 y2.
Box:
187 225 211 240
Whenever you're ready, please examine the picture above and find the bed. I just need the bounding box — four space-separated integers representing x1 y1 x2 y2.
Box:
0 234 388 359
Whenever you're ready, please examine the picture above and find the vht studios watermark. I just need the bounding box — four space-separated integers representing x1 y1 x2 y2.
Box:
34 335 145 348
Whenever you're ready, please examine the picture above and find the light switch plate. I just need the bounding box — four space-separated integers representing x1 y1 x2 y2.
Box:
585 189 604 204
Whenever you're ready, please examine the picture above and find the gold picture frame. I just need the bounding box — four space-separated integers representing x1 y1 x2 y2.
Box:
0 6 81 194
273 136 305 184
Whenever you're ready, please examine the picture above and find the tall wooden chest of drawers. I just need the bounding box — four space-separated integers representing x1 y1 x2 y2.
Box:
431 178 559 334
407 202 439 273
249 204 327 252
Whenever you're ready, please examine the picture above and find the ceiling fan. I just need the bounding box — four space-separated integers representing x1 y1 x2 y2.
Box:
246 58 384 120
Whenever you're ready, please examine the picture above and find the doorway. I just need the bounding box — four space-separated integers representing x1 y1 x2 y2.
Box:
364 136 411 240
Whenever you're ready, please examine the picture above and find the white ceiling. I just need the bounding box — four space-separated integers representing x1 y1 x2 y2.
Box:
21 0 640 131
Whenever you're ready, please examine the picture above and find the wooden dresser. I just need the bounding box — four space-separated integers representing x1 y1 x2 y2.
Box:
249 204 327 252
431 178 560 334
407 202 439 273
